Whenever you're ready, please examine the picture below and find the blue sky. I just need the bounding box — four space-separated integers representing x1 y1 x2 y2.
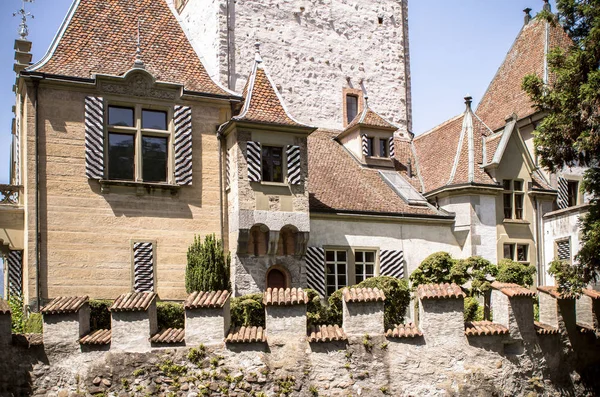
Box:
0 0 555 296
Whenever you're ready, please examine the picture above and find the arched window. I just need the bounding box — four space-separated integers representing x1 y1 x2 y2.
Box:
266 266 289 289
248 224 269 256
277 225 298 256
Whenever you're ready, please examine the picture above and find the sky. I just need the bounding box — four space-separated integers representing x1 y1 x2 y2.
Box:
0 0 556 296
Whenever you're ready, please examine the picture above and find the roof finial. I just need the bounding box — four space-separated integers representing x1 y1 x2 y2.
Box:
543 0 551 12
254 41 263 63
13 0 34 40
524 8 532 25
134 18 145 69
464 95 473 109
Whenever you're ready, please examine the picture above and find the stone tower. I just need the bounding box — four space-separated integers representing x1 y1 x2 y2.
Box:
218 47 315 296
176 0 412 135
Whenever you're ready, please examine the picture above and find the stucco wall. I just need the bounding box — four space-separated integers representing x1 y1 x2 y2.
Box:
111 306 157 353
23 84 229 302
342 300 384 335
185 302 231 346
182 0 412 133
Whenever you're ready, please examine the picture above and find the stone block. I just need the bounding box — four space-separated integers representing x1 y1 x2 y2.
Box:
0 314 11 346
111 304 157 352
419 298 465 346
43 305 90 351
491 289 535 341
538 291 559 328
342 300 384 336
265 305 307 342
185 299 231 346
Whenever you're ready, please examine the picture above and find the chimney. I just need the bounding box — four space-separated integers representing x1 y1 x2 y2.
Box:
524 8 532 25
543 0 551 12
464 95 473 110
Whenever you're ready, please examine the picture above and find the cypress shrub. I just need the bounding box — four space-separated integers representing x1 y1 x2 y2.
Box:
186 234 231 293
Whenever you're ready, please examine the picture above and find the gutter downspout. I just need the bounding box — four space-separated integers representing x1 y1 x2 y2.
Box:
217 129 225 245
33 77 41 311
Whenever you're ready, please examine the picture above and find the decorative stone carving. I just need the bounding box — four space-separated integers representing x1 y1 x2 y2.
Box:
99 70 178 100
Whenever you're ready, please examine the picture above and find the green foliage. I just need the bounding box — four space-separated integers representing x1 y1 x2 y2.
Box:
464 297 484 322
409 252 456 287
522 1 600 289
326 276 410 330
8 294 24 333
496 259 536 287
548 259 586 295
230 293 265 327
187 344 207 365
157 301 184 330
24 313 42 333
305 288 329 327
89 299 112 331
186 234 231 293
533 296 540 322
158 359 187 377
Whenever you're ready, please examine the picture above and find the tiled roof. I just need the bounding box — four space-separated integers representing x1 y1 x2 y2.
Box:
225 326 267 344
80 329 111 345
531 170 554 191
537 286 575 299
393 138 424 191
582 289 600 300
491 282 536 298
233 54 311 128
576 323 596 334
344 103 397 132
465 321 509 336
0 299 10 315
263 288 309 306
413 108 496 194
476 17 573 131
534 321 559 335
308 129 442 217
416 283 466 300
184 291 230 310
12 333 43 347
29 0 230 96
342 288 385 303
41 296 88 314
307 325 347 343
484 133 502 164
110 292 157 312
385 323 422 339
151 328 185 344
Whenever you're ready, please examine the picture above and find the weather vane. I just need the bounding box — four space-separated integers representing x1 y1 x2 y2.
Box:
13 0 34 39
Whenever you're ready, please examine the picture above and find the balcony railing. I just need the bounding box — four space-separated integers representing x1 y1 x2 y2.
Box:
0 184 23 206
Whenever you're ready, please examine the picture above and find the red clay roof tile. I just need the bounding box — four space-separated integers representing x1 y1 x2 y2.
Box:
537 286 575 299
308 325 347 343
41 296 89 314
110 292 157 312
576 323 596 334
184 291 230 310
226 326 267 344
80 329 111 345
417 283 465 300
465 321 509 336
151 328 185 344
12 333 43 347
491 282 536 298
582 289 600 300
386 323 422 339
342 288 385 303
534 321 559 335
344 103 397 132
30 0 230 96
263 288 309 306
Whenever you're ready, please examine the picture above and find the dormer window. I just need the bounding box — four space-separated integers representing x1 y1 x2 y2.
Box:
346 95 359 124
366 137 375 156
379 139 389 158
261 145 284 182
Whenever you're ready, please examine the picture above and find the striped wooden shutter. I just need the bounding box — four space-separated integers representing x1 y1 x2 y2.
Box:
557 177 569 209
7 250 23 296
174 105 193 185
379 250 405 279
133 242 155 292
361 134 369 156
306 247 326 297
286 145 301 184
556 240 571 262
84 96 105 180
226 149 231 190
247 141 262 182
388 137 395 158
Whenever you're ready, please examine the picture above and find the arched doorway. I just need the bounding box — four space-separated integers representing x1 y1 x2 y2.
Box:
266 267 289 289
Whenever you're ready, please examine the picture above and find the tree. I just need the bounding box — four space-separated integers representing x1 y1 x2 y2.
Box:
185 234 231 293
495 259 536 287
522 3 600 290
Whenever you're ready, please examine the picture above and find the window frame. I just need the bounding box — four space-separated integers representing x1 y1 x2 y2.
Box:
555 238 572 265
105 102 174 184
346 94 359 124
502 179 525 220
325 249 349 297
260 145 285 183
323 246 380 296
567 180 579 207
354 250 376 284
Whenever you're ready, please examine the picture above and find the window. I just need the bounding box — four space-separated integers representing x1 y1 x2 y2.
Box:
503 243 529 263
379 139 389 158
355 251 375 283
503 243 515 260
366 137 375 157
346 95 358 124
325 250 347 296
261 146 283 182
567 180 579 207
516 244 528 263
106 105 170 183
556 239 571 264
502 179 525 219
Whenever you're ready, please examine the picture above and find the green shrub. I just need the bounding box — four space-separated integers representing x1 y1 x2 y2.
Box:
453 256 498 297
305 288 329 327
548 259 586 295
23 313 42 333
496 259 536 287
327 276 410 330
464 297 484 322
157 302 185 330
186 234 231 293
230 293 264 327
409 252 456 288
89 299 112 331
8 294 24 333
533 296 540 322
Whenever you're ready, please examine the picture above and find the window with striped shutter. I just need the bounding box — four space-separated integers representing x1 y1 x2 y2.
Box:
556 240 571 263
379 250 405 279
247 141 262 182
286 145 301 184
133 242 155 292
306 247 326 298
7 250 23 297
557 177 569 209
84 96 105 180
174 105 193 185
388 137 395 158
361 134 369 157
